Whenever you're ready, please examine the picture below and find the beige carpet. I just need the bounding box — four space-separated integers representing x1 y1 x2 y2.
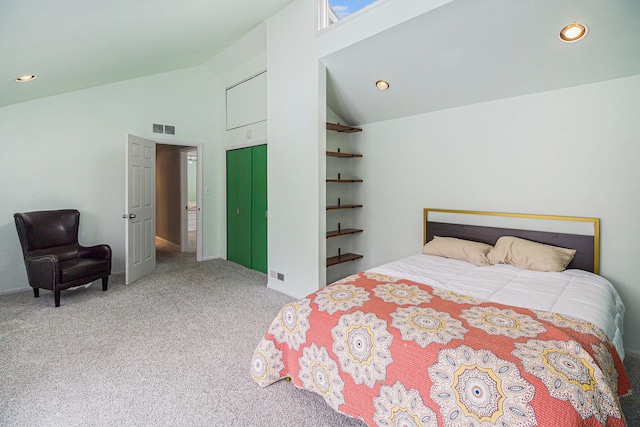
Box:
0 251 364 427
1 250 638 426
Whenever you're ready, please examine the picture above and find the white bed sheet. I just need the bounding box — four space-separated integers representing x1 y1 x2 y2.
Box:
368 254 626 360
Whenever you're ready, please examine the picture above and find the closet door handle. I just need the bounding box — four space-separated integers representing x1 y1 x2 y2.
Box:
237 208 240 215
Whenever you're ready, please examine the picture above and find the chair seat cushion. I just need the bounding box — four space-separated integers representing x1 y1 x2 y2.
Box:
60 258 109 283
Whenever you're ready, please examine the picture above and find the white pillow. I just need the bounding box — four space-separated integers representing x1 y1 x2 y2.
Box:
487 236 576 272
422 236 493 266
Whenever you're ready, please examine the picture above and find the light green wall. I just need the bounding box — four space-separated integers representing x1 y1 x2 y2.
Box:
204 23 269 261
265 0 458 299
0 66 219 291
2 0 638 354
264 0 640 354
356 75 640 351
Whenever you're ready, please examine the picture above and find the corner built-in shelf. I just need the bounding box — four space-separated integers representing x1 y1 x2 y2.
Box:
327 253 363 267
326 228 363 239
326 122 363 133
326 151 363 158
326 121 363 275
327 204 363 210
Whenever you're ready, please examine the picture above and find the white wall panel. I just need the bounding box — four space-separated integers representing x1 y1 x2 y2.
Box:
226 71 267 130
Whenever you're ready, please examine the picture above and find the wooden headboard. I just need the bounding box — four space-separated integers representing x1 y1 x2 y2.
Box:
423 209 600 274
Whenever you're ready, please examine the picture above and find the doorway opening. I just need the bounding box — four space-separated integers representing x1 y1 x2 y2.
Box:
155 141 203 261
124 134 203 285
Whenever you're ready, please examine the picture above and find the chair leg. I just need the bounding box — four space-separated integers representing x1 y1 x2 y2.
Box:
33 288 39 298
54 290 61 307
102 276 108 292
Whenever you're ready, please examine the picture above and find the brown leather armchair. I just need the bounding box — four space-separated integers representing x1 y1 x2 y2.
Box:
14 209 112 307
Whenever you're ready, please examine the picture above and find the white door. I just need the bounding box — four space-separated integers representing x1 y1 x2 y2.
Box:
125 134 156 284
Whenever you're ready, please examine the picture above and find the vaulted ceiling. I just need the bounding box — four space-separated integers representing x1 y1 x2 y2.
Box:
1 0 294 108
3 0 640 126
323 0 640 125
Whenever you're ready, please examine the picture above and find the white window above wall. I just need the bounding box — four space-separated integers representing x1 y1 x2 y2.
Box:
318 0 384 30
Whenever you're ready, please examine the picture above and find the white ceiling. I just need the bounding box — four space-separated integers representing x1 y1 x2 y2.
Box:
323 0 640 125
0 0 294 108
3 0 639 124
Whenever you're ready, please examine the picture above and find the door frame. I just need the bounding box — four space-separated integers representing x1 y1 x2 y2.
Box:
180 148 198 253
156 138 204 262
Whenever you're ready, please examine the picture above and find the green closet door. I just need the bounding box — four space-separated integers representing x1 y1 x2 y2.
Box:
226 145 267 273
226 148 252 269
251 144 267 273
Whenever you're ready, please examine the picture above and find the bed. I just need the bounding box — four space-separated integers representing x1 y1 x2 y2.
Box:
251 209 631 427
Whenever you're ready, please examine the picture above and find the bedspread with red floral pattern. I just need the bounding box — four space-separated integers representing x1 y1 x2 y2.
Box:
251 272 631 427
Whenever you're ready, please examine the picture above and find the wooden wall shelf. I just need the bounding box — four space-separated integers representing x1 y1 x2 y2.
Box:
326 121 363 278
327 204 363 210
327 253 363 267
326 228 363 239
326 151 363 158
326 122 363 133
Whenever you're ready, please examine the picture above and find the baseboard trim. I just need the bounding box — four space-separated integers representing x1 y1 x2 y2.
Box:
0 286 31 296
268 280 307 300
201 255 222 261
624 348 640 358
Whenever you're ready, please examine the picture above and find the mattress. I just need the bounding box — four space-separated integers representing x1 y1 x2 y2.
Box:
368 254 626 360
252 267 630 426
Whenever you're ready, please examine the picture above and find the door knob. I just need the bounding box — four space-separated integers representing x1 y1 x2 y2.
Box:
122 214 137 219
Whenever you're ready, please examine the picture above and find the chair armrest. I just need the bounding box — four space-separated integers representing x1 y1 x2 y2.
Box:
22 254 60 291
78 244 112 274
78 244 111 261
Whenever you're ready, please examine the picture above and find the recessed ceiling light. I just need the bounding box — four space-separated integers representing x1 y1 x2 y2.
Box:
375 80 390 91
559 23 588 42
16 74 37 82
